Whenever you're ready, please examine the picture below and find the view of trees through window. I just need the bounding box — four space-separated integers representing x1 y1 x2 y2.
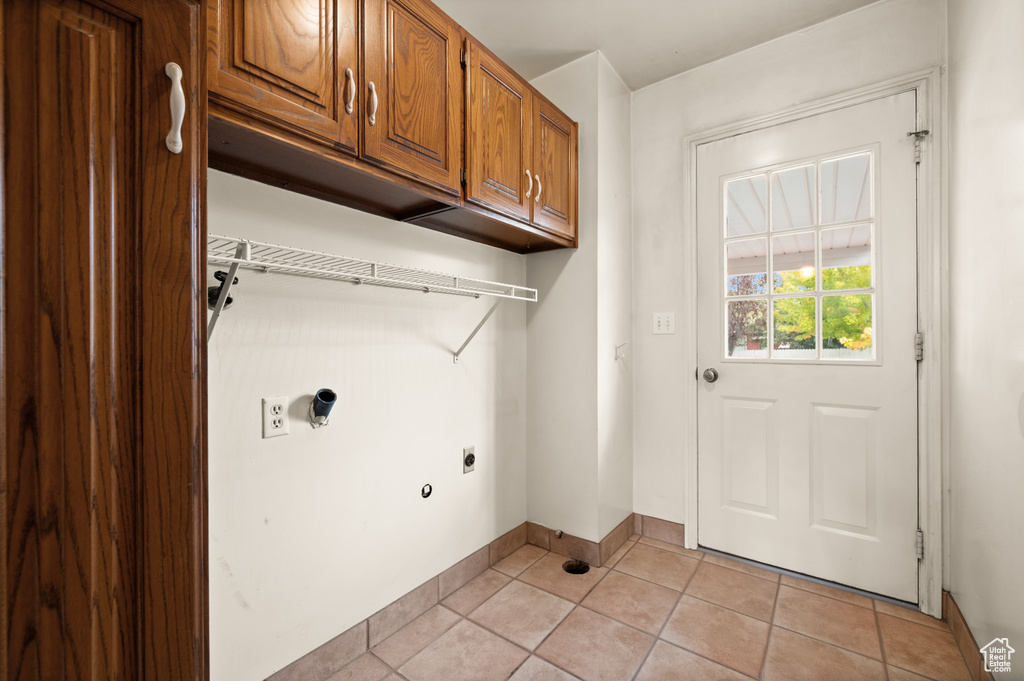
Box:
723 152 875 361
726 263 873 359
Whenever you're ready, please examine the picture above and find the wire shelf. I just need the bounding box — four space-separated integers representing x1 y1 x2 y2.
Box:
207 235 539 302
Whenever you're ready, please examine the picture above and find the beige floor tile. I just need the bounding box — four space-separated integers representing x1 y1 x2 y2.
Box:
634 640 752 681
398 619 528 681
661 595 769 678
370 605 462 668
536 608 653 681
581 571 679 635
441 569 511 616
773 585 882 659
470 581 575 651
637 537 705 561
368 579 438 647
324 653 391 681
685 562 779 622
780 574 873 609
519 553 609 603
887 665 937 681
875 600 949 631
268 620 367 681
509 656 582 681
603 540 635 569
762 628 886 681
494 545 550 577
878 614 972 681
613 543 699 592
702 554 779 582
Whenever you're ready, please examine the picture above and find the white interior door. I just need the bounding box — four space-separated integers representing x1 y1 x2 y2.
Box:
696 91 919 601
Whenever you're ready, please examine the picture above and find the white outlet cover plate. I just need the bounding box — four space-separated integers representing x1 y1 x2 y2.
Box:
653 312 675 335
262 396 290 438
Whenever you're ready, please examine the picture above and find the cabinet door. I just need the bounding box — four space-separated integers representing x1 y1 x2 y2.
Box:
2 1 206 679
363 0 462 193
532 97 578 241
465 42 533 222
210 0 359 153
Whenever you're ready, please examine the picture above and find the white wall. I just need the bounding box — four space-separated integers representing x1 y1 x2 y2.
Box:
947 0 1024 667
527 53 633 543
207 171 528 681
527 54 601 541
595 57 635 538
631 0 946 526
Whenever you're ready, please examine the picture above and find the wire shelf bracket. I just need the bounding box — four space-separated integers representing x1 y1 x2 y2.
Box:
206 235 538 359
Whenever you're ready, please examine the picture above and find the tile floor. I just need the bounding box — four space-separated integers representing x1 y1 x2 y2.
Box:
327 537 973 681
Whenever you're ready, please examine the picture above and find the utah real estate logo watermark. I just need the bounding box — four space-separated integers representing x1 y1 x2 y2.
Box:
980 637 1015 674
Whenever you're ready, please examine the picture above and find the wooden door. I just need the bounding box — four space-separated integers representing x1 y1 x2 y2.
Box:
532 96 578 242
363 0 462 194
210 0 360 153
465 41 533 222
2 1 207 679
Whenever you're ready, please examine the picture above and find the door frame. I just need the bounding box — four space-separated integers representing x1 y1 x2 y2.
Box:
680 68 946 616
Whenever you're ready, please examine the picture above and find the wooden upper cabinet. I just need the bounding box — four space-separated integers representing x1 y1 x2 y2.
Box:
208 0 578 251
465 41 533 222
210 0 360 153
363 0 462 194
4 0 207 679
532 96 578 241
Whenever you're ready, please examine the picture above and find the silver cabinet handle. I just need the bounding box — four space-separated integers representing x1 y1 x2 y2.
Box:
164 62 184 154
534 174 542 204
525 170 532 199
368 81 378 126
345 68 355 115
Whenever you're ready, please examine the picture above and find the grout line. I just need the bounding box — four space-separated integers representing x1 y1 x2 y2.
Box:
779 576 875 611
758 568 782 680
875 606 891 681
677 591 774 625
369 605 464 670
700 546 917 609
771 623 888 667
629 560 692 681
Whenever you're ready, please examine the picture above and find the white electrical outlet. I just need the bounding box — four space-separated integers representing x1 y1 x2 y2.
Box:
653 312 676 335
463 446 476 474
262 396 289 438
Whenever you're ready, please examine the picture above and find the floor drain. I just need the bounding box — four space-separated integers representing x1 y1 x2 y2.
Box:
562 559 590 575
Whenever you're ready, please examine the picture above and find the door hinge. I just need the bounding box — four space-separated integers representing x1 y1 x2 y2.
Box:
907 129 930 164
460 48 467 70
915 332 924 361
460 168 466 186
916 528 924 561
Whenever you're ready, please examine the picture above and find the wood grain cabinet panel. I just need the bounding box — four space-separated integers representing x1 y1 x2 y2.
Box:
211 0 359 152
465 41 533 222
3 1 206 679
363 0 462 193
532 96 578 241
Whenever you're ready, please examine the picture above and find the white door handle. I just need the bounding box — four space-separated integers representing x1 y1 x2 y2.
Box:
164 62 184 154
534 174 542 204
345 68 355 115
525 170 532 199
368 81 378 126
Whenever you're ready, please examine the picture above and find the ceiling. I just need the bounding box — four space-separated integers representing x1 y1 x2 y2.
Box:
433 0 881 91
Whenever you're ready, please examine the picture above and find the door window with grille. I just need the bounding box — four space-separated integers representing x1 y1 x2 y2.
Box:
723 151 876 361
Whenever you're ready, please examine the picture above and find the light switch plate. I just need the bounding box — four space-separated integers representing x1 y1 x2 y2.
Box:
653 312 675 335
